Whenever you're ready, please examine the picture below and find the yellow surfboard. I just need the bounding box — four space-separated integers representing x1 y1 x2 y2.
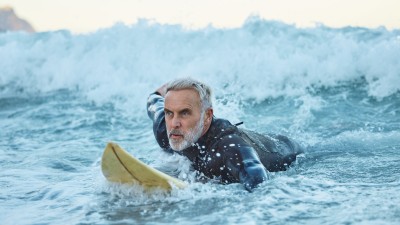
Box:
101 142 187 190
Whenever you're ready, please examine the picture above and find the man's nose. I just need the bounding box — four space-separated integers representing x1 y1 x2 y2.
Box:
172 117 181 127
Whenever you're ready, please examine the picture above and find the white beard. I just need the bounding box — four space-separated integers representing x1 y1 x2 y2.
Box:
167 114 204 151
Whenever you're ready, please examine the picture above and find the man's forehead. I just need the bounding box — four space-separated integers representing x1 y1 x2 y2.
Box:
165 89 201 108
165 89 200 100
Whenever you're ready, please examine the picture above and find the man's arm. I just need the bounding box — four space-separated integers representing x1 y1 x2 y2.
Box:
147 89 170 150
237 146 269 191
220 134 269 191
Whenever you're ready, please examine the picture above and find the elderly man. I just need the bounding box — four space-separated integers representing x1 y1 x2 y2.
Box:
147 78 303 191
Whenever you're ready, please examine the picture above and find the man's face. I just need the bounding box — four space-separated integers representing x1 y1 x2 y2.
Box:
164 89 207 151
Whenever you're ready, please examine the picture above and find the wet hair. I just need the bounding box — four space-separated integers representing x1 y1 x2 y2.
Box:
166 78 213 110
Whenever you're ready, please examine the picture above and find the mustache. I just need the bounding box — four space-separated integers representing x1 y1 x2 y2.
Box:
169 129 183 136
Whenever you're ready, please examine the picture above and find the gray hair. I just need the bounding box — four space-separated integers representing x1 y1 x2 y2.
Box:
166 78 213 110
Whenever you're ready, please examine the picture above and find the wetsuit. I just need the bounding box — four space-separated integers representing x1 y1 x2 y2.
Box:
147 92 304 191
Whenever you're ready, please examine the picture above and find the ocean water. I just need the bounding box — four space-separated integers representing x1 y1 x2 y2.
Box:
1 18 400 224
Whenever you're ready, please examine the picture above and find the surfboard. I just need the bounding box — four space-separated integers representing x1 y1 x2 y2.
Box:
101 142 187 190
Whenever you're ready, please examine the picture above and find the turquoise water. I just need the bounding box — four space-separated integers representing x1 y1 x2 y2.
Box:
1 18 400 224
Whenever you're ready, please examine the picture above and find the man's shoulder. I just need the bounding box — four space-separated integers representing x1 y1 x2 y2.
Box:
210 117 238 134
212 117 233 127
206 117 239 142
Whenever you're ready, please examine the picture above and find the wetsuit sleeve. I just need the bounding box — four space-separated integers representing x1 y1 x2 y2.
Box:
146 92 170 150
220 134 269 191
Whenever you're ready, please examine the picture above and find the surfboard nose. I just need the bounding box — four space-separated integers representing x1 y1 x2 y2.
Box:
101 142 187 190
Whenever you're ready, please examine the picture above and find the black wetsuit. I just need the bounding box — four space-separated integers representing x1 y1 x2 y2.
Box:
147 93 304 191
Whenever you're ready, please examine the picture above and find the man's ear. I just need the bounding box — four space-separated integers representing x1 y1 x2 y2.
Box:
205 108 213 123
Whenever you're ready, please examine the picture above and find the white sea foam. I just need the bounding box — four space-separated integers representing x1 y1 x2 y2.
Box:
1 18 399 107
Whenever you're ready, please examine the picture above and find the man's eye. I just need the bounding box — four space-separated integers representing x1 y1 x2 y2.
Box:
165 111 173 117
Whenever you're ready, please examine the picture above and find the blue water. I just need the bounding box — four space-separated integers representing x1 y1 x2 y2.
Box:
1 18 400 224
